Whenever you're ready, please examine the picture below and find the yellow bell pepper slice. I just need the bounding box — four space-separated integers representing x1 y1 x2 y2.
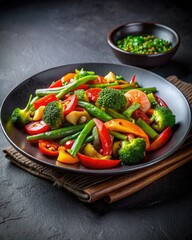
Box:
33 106 45 121
83 143 111 159
57 146 79 164
112 141 122 157
104 119 150 149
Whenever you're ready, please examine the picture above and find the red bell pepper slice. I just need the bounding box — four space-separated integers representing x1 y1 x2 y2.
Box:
77 153 121 169
62 94 77 116
85 88 102 102
33 94 58 110
25 120 50 135
87 75 107 85
49 79 63 88
38 140 59 156
93 118 113 156
147 126 172 151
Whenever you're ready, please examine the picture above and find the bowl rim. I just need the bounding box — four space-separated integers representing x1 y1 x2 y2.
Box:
107 21 180 57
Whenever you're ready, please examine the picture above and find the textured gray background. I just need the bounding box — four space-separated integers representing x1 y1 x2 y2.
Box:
0 0 192 239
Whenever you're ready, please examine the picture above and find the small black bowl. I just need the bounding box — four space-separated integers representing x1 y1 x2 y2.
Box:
107 22 180 68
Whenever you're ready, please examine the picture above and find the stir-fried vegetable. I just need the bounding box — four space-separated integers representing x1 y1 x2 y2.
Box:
43 101 64 130
96 88 127 111
11 95 33 127
11 68 176 169
118 138 146 165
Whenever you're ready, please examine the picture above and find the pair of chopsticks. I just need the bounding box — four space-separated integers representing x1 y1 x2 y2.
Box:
83 134 192 203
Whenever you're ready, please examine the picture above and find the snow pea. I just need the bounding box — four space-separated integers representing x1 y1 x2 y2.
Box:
77 101 113 122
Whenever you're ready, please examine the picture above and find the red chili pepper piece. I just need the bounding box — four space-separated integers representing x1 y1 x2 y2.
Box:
62 94 78 116
147 126 172 151
33 94 58 110
77 153 121 169
38 140 59 156
130 74 136 84
93 118 113 156
154 94 168 108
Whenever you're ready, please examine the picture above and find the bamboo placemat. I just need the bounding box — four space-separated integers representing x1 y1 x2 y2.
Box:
3 76 192 204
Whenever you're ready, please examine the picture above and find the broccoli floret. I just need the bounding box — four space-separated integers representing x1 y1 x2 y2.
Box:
74 89 87 101
42 101 64 130
150 106 176 132
11 94 33 127
96 88 127 111
118 138 146 165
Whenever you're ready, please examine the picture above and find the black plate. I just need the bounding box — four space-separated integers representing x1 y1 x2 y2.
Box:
1 63 191 175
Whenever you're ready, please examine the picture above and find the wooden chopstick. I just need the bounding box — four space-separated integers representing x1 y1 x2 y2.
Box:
106 154 192 203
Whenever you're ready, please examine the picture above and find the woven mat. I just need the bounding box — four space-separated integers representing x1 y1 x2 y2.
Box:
3 76 192 204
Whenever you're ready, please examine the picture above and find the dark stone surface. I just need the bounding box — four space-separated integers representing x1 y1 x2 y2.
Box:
0 0 192 239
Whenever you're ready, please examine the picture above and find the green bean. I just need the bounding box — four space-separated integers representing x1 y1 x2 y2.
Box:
123 102 140 119
136 118 159 139
60 132 94 145
35 87 66 97
27 124 86 141
70 119 95 157
109 130 128 140
121 87 157 94
105 108 127 120
87 81 118 88
60 131 81 145
84 135 94 143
